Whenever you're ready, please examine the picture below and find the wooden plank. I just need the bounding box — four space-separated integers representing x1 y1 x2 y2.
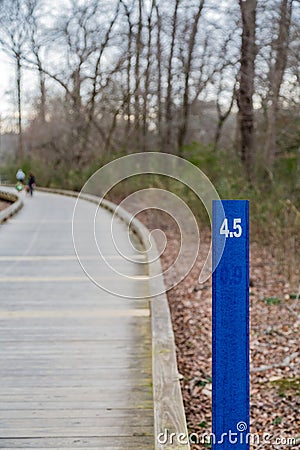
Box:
0 436 154 449
0 318 151 328
0 341 151 352
0 386 153 401
0 333 152 341
0 415 153 426
0 426 154 438
0 380 151 389
0 310 150 319
0 401 153 410
0 368 149 377
0 409 154 421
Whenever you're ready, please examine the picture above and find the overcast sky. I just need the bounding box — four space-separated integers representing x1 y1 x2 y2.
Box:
0 53 14 118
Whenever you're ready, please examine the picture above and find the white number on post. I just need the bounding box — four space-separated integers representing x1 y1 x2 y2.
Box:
219 218 242 238
220 218 230 238
233 218 242 237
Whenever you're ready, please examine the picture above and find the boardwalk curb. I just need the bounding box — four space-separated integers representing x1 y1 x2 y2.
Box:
0 189 23 224
37 187 190 450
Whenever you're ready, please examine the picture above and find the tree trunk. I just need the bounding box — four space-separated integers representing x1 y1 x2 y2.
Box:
177 0 205 154
37 59 46 123
122 1 134 137
265 0 293 166
126 32 132 136
134 0 143 146
85 1 121 146
142 0 154 151
238 0 257 181
164 0 180 153
16 55 23 160
154 0 162 149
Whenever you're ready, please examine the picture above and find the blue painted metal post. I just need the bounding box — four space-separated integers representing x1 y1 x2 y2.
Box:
212 200 250 449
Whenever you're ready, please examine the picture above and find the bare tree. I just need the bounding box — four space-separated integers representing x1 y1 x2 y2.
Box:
163 0 181 153
264 0 294 166
37 0 123 163
237 0 257 180
154 0 163 148
121 0 135 137
0 0 29 159
142 0 155 150
26 0 47 123
133 0 143 146
213 29 240 149
85 0 122 150
178 0 206 153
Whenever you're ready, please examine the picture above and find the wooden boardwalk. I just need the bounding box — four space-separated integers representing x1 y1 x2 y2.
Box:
0 191 154 449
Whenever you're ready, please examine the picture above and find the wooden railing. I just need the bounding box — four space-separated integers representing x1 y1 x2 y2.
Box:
0 188 23 224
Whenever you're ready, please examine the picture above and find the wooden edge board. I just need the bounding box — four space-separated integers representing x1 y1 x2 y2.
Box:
0 189 23 224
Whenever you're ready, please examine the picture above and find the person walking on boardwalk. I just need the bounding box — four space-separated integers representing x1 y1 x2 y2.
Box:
15 168 26 192
16 168 25 183
27 172 36 196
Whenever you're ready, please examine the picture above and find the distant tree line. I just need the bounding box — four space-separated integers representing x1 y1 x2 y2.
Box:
0 0 299 181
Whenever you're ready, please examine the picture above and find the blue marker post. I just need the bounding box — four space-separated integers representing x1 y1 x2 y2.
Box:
212 200 250 449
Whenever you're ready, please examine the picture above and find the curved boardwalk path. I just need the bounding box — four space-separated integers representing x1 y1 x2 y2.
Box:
0 191 154 449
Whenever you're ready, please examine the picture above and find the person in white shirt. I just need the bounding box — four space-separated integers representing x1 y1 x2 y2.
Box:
16 169 25 182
